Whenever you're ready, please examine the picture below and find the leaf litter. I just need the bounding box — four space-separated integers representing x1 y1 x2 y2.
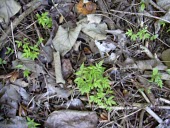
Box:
0 0 170 127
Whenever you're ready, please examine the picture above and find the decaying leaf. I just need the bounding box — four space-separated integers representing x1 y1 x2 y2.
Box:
155 0 170 33
0 0 21 24
124 59 167 71
39 45 53 63
12 52 46 76
95 40 116 56
0 84 20 118
87 14 102 24
78 18 108 40
106 29 127 47
76 0 97 15
45 110 98 128
0 71 19 82
0 116 27 128
35 83 71 102
157 0 170 10
11 84 30 101
12 78 29 87
52 25 82 56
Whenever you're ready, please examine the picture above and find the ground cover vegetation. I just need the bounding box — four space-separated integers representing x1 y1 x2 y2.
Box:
0 0 170 128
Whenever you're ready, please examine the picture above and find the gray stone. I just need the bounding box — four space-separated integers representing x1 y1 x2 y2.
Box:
45 110 98 128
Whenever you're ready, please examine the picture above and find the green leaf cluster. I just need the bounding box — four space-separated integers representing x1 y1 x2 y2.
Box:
140 0 146 11
5 47 14 55
0 58 6 65
36 12 52 28
15 38 42 60
23 69 31 78
74 61 116 110
27 117 40 128
150 68 163 88
126 27 158 42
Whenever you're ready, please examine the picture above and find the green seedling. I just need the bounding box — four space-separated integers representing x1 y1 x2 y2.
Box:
36 12 52 28
27 117 40 128
15 64 31 78
140 0 146 11
150 68 163 88
166 69 170 74
0 58 6 65
74 61 116 110
15 38 41 60
126 27 158 42
5 47 14 55
23 69 31 78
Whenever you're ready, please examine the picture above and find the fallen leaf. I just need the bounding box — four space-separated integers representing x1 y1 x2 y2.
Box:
0 71 19 82
12 52 46 76
87 14 102 24
76 0 97 15
124 59 167 71
12 78 29 87
0 116 27 128
0 0 21 24
78 18 108 40
52 25 81 56
157 0 170 10
95 40 116 56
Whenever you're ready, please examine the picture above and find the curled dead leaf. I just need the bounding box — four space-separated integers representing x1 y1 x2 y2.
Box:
76 0 97 15
0 71 19 82
100 112 108 121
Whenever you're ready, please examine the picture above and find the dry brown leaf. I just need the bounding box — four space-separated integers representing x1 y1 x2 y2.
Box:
76 0 97 15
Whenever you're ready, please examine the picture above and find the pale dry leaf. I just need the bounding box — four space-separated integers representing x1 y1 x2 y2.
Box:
53 52 65 84
106 29 127 47
157 0 170 10
87 14 102 24
12 52 46 75
125 59 167 71
77 18 108 40
46 84 71 99
13 78 29 87
11 84 30 101
154 0 170 33
52 25 82 56
0 0 21 24
1 84 21 102
95 40 116 56
0 116 27 128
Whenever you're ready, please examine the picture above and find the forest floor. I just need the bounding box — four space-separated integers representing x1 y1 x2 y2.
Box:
0 0 170 128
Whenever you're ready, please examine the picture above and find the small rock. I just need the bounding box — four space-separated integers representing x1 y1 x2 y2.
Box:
45 110 98 128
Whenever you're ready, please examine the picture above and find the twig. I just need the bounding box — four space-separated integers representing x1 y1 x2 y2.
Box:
110 9 170 23
11 22 18 59
0 0 42 49
145 106 163 124
139 110 145 128
158 98 170 105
